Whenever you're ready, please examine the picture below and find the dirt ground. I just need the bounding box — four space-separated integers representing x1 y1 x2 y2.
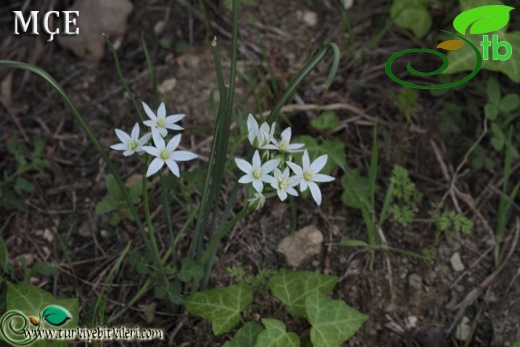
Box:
1 0 519 346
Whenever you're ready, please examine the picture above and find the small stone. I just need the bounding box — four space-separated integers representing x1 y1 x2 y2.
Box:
100 229 110 239
153 20 166 35
297 11 318 27
342 0 354 9
312 260 320 267
405 316 418 329
78 221 92 238
157 78 177 94
455 317 471 341
456 285 465 293
42 228 54 243
409 273 422 290
445 292 459 310
277 226 323 268
450 252 465 272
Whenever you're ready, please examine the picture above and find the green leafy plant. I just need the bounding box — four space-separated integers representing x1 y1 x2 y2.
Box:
0 136 49 212
390 0 432 39
95 174 143 226
310 111 340 131
226 266 275 295
388 165 423 227
0 282 78 346
184 269 368 346
395 88 419 123
484 77 520 153
432 209 473 239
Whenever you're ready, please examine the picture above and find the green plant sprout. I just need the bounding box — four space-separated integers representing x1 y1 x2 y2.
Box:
0 135 49 212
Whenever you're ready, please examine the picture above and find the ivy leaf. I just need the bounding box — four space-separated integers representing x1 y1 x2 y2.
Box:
444 30 520 82
183 285 253 335
453 4 513 35
222 321 264 347
500 93 520 112
4 282 78 347
42 305 71 326
268 269 337 318
253 319 300 347
310 111 340 131
305 291 368 347
390 0 432 39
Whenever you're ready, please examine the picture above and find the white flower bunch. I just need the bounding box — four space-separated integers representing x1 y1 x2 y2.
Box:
235 114 334 208
111 101 197 177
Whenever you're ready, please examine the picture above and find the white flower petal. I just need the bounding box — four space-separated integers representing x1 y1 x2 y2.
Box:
151 128 165 149
247 114 258 133
262 159 281 174
302 150 310 169
278 190 288 201
146 158 164 177
110 143 127 151
235 158 252 174
143 120 155 128
165 124 184 131
171 151 198 161
261 174 277 185
166 114 185 124
311 154 328 173
131 123 140 139
286 162 303 175
308 181 322 205
142 102 157 121
158 127 168 137
138 133 152 145
166 134 182 152
238 175 254 184
287 187 299 196
115 129 130 143
300 179 309 192
252 179 263 193
157 102 166 118
142 146 161 157
123 150 134 156
281 127 291 141
313 173 335 182
165 159 180 177
252 150 261 168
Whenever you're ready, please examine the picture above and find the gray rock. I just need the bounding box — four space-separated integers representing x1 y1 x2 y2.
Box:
409 273 422 290
450 252 465 272
277 225 323 268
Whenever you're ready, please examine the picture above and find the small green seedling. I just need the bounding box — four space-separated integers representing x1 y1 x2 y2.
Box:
95 174 143 226
0 136 49 212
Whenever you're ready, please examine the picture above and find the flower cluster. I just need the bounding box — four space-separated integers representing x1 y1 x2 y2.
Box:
235 114 334 209
111 101 197 177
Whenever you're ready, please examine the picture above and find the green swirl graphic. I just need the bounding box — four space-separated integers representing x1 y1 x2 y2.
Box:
385 31 483 89
0 311 38 346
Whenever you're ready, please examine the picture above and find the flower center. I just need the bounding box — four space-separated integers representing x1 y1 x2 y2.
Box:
252 169 262 179
278 178 288 190
157 118 166 127
128 141 137 151
160 150 170 160
304 172 313 181
279 140 288 151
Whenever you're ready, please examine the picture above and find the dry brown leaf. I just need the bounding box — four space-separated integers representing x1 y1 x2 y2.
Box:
437 40 465 51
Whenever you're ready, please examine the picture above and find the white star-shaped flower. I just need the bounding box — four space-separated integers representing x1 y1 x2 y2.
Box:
142 101 185 137
287 150 335 205
247 114 275 149
110 123 151 156
142 128 197 177
264 127 304 153
270 167 299 201
235 150 280 193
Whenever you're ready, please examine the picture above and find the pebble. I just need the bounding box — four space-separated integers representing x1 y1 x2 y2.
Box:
456 317 471 341
450 252 465 272
409 273 422 290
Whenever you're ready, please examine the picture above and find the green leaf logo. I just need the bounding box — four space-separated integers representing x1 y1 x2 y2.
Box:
453 5 514 35
42 305 71 326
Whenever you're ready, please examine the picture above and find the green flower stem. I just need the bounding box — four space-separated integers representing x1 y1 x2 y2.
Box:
200 207 248 267
103 35 144 122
